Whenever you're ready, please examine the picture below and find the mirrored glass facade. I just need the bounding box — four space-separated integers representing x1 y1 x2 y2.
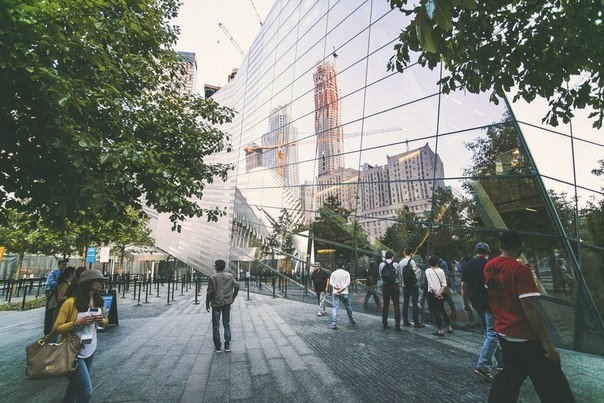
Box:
148 0 604 354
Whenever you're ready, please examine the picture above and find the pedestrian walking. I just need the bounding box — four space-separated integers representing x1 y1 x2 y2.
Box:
310 262 330 316
330 263 355 330
380 251 402 330
484 231 575 402
206 259 240 353
461 242 502 382
53 269 109 403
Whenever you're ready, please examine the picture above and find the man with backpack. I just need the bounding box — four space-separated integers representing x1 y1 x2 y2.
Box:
401 247 425 328
380 251 402 331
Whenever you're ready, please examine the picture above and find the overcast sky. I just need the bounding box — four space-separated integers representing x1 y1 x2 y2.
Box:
173 0 274 90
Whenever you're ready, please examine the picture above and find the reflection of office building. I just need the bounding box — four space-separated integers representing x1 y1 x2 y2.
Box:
262 104 300 195
314 62 344 176
177 51 197 96
359 144 445 239
316 168 359 213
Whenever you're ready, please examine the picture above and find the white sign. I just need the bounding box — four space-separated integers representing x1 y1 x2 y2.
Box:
100 246 111 263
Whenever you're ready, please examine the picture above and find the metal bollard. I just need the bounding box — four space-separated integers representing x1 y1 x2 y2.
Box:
272 277 276 298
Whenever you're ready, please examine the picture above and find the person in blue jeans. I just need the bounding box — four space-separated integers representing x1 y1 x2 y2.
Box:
400 248 425 328
53 269 109 403
462 242 502 382
330 263 356 330
206 259 240 352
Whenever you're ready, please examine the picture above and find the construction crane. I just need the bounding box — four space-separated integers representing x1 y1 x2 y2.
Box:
249 0 263 26
218 22 245 57
244 127 402 179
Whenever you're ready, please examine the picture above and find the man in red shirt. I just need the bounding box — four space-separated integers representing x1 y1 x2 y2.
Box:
484 231 574 402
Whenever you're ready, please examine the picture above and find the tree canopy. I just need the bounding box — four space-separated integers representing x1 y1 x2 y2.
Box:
0 0 234 232
388 0 603 128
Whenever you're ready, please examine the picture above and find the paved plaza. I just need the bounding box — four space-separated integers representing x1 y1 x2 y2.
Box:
1 285 602 402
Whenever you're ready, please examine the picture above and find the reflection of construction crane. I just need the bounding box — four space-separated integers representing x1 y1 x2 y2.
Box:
218 23 245 57
244 127 401 179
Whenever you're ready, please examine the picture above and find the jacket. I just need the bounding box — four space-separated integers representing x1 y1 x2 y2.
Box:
53 297 108 335
206 271 240 307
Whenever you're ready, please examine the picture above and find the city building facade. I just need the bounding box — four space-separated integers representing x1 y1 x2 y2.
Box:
147 1 603 354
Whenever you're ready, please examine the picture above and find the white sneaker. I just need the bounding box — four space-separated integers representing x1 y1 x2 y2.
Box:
317 312 323 316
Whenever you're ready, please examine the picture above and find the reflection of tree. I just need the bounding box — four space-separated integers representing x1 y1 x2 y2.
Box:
379 206 423 256
581 159 604 248
262 208 306 274
311 196 373 268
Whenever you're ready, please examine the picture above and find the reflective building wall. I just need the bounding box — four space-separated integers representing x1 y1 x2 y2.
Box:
149 0 604 354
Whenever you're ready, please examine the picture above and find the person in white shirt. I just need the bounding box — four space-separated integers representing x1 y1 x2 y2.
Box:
329 263 356 330
401 247 425 328
425 255 453 336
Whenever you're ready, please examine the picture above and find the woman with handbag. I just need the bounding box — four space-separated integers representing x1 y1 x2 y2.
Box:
53 269 108 403
425 255 453 337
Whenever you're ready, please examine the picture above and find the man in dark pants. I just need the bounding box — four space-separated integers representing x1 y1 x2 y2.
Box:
461 242 502 382
380 251 402 331
206 260 240 353
362 261 381 310
400 247 424 328
310 262 330 316
484 231 575 402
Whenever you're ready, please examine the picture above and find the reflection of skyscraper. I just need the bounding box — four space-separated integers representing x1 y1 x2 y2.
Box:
261 104 299 195
314 61 344 176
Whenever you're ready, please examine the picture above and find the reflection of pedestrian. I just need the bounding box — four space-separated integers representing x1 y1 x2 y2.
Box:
206 260 240 353
362 261 381 310
330 263 355 330
484 231 575 402
310 263 330 316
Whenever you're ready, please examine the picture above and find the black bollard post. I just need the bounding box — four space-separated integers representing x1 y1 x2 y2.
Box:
132 279 138 300
272 276 276 298
122 279 127 299
181 275 185 296
21 281 27 310
246 277 250 301
172 277 176 301
166 276 171 305
284 278 288 299
136 281 142 306
193 278 199 305
144 277 150 304
156 277 160 298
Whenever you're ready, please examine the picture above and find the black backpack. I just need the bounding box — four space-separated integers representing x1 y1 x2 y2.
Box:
381 261 397 284
402 259 418 288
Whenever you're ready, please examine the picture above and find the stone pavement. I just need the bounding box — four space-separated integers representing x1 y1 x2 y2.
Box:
1 287 602 402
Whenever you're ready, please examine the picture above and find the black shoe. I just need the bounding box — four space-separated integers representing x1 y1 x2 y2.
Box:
349 320 356 326
224 344 231 352
475 368 494 382
403 322 412 327
214 346 222 353
331 324 337 330
395 327 402 332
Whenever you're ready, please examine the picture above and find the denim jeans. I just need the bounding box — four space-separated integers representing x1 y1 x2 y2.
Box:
489 338 575 403
476 308 502 372
212 304 232 349
331 293 354 325
315 290 328 313
402 286 419 324
63 355 94 403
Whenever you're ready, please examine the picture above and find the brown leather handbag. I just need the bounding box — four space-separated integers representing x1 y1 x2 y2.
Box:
25 332 81 380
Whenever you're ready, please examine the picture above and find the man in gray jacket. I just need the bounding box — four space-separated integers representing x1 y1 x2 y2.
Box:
206 260 240 353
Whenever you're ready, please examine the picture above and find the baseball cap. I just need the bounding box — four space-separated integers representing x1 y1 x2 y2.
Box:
475 242 490 253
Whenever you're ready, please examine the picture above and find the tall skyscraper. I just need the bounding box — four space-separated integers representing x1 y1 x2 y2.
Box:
261 104 300 195
314 61 344 176
177 51 197 96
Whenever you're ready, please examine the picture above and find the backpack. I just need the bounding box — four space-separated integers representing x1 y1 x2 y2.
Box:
402 259 418 288
381 261 397 284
